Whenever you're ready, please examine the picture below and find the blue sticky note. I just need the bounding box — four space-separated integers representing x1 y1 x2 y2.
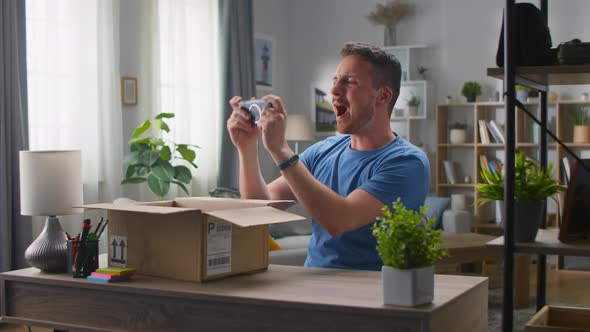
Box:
87 276 130 283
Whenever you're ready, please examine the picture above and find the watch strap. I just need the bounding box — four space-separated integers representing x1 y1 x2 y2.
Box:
277 154 299 170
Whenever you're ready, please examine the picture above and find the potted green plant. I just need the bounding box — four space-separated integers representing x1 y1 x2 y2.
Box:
405 94 420 116
372 198 449 306
121 113 199 200
569 106 590 143
476 151 566 242
449 122 468 144
461 81 482 103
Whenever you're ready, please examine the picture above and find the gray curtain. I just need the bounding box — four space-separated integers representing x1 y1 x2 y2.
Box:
0 0 31 272
217 0 256 189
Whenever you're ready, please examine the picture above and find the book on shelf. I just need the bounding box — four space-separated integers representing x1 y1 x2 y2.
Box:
479 154 490 173
488 120 505 144
478 120 491 144
443 160 457 184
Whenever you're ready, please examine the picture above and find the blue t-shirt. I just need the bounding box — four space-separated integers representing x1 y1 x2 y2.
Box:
299 134 430 271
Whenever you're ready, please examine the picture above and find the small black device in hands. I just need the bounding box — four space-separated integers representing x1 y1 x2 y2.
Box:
238 99 271 124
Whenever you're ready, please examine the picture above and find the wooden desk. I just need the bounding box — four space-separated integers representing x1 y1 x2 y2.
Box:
0 265 487 332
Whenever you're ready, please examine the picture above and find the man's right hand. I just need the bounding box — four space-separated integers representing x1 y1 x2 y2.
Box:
227 96 259 151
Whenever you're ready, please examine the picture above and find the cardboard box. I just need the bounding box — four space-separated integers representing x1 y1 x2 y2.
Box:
82 197 304 282
526 305 590 332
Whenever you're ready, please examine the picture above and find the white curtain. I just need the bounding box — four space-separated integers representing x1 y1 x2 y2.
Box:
25 0 123 204
155 0 221 197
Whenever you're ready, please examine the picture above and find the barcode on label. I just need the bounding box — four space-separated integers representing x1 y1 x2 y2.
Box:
217 224 231 232
208 255 230 267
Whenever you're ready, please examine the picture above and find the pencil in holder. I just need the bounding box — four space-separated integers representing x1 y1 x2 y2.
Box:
67 239 99 278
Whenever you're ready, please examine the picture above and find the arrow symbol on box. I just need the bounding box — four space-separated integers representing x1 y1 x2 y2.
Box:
119 240 126 260
111 239 118 259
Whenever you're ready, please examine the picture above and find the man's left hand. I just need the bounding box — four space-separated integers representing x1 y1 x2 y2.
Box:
258 95 291 160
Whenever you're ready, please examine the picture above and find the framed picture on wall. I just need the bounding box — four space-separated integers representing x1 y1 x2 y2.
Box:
121 77 138 106
254 34 275 90
311 81 337 136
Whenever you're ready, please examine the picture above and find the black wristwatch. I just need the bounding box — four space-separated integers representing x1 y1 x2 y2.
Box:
277 154 299 170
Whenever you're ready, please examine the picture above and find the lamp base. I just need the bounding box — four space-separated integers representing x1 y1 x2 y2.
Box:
24 216 68 272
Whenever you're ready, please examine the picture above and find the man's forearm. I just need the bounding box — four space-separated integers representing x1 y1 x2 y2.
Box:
238 147 270 199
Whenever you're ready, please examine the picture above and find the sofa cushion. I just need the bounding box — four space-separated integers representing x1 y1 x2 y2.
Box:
424 196 451 230
274 235 311 250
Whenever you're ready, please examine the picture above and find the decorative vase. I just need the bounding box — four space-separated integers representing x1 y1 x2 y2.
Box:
499 200 545 242
449 129 467 144
384 25 396 46
516 90 528 103
382 265 434 306
573 125 590 143
442 194 472 234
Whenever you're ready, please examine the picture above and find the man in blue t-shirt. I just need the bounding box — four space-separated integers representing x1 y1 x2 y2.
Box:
226 42 430 271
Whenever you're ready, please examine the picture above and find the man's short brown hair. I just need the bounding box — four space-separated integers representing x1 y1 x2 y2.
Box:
340 42 401 116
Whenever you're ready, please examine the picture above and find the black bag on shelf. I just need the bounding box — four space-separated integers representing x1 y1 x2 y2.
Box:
496 2 554 67
557 39 590 65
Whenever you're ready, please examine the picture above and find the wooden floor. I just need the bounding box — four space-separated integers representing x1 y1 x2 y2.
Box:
0 266 588 332
530 266 590 306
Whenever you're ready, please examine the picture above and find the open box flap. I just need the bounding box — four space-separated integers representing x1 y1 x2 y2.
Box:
78 203 200 214
173 197 296 211
205 206 305 227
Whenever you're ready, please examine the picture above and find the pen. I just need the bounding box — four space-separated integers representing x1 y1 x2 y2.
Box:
97 219 109 239
93 217 104 235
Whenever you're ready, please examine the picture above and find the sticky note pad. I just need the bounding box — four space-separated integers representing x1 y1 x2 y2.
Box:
95 267 136 275
87 276 130 283
91 272 134 280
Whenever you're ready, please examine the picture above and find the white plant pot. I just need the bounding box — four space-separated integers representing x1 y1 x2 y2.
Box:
408 106 418 117
449 129 467 144
382 265 434 306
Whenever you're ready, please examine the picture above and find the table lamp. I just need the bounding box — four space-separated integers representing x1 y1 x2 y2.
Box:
19 150 83 272
286 114 314 154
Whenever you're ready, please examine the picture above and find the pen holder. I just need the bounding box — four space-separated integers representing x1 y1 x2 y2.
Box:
67 239 99 278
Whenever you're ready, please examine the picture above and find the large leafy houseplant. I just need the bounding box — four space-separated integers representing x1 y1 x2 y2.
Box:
372 198 448 270
121 113 199 199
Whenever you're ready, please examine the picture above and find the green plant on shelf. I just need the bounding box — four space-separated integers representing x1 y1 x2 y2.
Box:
406 93 420 107
569 106 590 126
475 150 565 206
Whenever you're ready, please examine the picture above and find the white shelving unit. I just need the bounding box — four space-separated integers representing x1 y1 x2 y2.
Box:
384 45 428 142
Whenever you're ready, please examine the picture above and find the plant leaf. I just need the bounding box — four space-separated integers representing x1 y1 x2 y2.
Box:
125 165 136 178
177 144 196 162
147 174 169 197
155 113 175 119
128 137 151 145
153 119 170 133
139 150 161 166
160 146 171 161
130 143 150 152
121 177 146 184
174 165 192 184
152 161 175 181
131 120 151 138
171 180 190 196
123 151 140 165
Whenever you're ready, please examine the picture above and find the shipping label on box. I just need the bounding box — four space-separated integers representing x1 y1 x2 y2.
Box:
206 218 232 276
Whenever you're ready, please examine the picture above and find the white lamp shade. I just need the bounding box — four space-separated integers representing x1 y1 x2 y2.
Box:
286 114 314 142
19 150 84 216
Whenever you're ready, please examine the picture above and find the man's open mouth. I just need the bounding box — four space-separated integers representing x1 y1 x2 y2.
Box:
334 104 349 117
